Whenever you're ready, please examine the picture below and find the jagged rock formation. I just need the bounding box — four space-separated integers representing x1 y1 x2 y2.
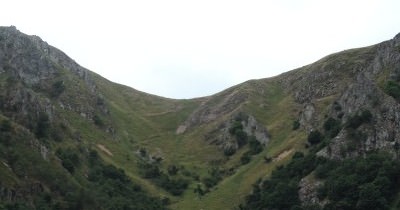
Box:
0 26 108 127
291 34 400 208
204 113 269 153
176 87 248 134
276 32 400 159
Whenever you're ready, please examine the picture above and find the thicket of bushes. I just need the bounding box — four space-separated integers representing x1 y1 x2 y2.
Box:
0 119 166 210
241 151 400 210
316 152 400 210
137 161 189 196
240 108 400 210
241 153 322 209
226 116 264 165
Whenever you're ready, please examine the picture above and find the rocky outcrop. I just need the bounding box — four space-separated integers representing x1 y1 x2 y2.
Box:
0 26 109 128
0 26 92 86
205 113 269 153
0 183 44 203
177 88 249 133
242 115 270 145
278 33 400 161
321 36 400 159
298 174 324 207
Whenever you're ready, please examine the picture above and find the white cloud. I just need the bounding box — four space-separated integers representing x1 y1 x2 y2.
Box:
1 0 400 98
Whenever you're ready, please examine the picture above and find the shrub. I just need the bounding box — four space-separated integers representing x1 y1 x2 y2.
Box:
93 115 104 127
0 119 12 132
51 80 65 97
137 162 161 179
360 110 372 122
292 120 300 130
35 112 50 139
203 176 218 188
333 101 342 111
194 184 205 196
202 167 223 188
229 121 243 135
307 130 323 145
235 130 248 147
223 147 236 156
264 156 272 163
248 136 263 155
61 159 75 173
228 119 249 148
234 112 248 122
323 117 341 138
139 148 147 157
292 152 304 159
137 161 189 195
346 110 372 129
56 148 80 174
241 152 251 165
167 165 179 176
384 80 400 100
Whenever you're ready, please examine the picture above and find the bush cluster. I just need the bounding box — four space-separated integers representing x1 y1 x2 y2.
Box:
137 161 189 196
227 117 264 159
56 148 80 174
316 152 400 210
241 153 322 209
240 136 263 165
345 110 372 129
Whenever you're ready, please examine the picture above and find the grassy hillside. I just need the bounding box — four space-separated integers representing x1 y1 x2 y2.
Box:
1 26 400 209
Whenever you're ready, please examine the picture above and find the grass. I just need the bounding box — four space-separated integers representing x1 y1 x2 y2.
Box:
170 80 308 209
78 75 310 210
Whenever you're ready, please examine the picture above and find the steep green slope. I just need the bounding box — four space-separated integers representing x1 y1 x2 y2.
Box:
0 26 172 209
239 34 400 209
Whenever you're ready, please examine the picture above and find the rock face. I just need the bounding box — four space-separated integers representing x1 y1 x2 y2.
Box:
289 34 400 207
242 115 270 145
280 32 400 160
179 88 249 131
0 26 90 85
0 26 109 128
298 175 323 205
205 113 269 153
0 183 44 203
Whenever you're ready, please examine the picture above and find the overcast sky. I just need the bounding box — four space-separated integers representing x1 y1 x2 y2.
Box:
1 1 400 98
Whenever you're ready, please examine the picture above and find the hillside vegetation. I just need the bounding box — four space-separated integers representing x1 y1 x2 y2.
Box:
0 26 400 210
